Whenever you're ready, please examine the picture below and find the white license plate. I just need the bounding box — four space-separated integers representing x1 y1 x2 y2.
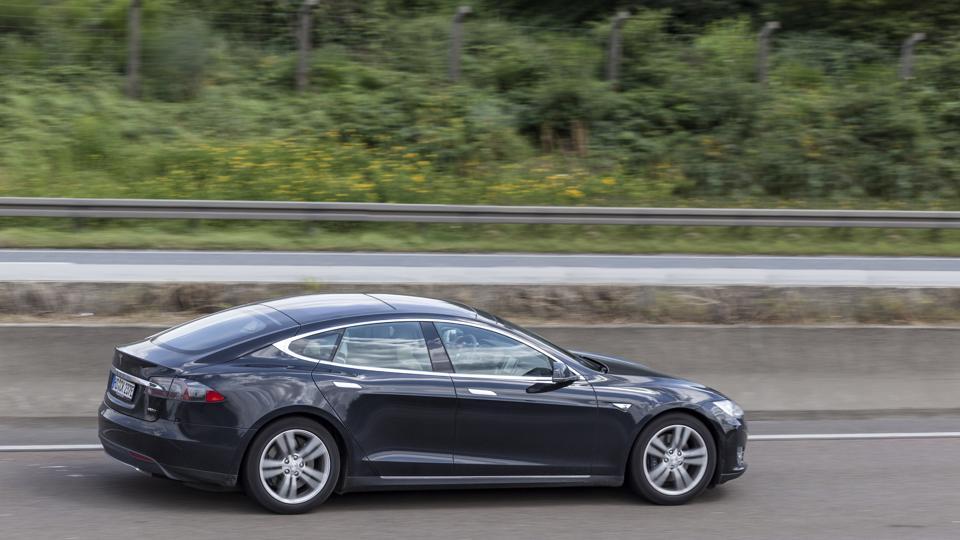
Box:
111 374 136 401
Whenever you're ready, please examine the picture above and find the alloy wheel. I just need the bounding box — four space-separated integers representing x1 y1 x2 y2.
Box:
642 424 709 496
258 428 330 504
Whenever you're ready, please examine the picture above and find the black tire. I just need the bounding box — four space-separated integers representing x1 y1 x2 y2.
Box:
628 412 716 505
241 417 340 514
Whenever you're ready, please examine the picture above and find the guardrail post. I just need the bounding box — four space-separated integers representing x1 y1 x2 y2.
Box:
756 21 780 86
125 0 142 99
448 6 472 82
899 32 926 80
606 10 630 90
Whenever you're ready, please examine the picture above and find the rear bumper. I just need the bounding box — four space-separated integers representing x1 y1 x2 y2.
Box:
98 402 249 487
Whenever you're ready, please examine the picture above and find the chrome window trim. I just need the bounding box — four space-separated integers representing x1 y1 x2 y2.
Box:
111 366 165 391
274 317 584 382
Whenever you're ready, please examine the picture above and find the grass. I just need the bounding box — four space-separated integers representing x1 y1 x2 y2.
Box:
2 220 960 256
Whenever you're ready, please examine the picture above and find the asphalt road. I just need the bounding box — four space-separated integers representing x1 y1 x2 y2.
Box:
1 421 958 540
4 249 960 285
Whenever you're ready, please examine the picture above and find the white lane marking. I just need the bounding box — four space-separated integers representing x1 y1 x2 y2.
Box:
749 432 960 441
0 444 103 452
2 432 960 452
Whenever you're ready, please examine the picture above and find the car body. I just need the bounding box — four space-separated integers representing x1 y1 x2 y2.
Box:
98 293 747 513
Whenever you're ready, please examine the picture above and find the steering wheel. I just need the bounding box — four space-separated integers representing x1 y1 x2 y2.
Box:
450 333 479 362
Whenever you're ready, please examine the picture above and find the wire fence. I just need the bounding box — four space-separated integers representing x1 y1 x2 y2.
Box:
0 1 954 89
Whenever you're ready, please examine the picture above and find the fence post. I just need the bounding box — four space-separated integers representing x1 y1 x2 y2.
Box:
606 10 630 90
756 21 780 86
899 32 926 80
125 0 142 99
296 0 318 92
448 5 472 82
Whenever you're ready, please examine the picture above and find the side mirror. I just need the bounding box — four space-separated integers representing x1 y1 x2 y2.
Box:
552 363 578 385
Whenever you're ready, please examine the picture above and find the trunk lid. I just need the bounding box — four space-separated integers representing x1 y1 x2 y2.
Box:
106 345 182 422
104 303 300 421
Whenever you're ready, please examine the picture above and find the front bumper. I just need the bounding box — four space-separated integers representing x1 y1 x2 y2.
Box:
98 402 249 487
713 415 748 486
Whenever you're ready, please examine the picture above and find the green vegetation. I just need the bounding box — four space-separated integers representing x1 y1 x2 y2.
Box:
2 1 960 254
6 220 960 257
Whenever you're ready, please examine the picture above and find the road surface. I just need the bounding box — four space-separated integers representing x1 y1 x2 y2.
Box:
1 417 958 539
3 249 960 285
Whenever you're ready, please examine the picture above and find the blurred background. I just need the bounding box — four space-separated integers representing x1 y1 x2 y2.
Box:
1 1 960 539
2 0 960 253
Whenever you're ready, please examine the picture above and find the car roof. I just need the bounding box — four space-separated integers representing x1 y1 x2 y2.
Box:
259 293 477 325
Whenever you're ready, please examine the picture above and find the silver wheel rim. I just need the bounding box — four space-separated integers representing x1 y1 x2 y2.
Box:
259 429 330 505
643 424 708 496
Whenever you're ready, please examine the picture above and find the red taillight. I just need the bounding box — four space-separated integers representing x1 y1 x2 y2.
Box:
148 377 226 403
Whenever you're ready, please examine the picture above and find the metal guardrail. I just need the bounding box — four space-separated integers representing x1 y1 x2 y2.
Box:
1 197 959 228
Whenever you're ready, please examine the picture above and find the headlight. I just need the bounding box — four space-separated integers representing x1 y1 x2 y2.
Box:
712 399 744 419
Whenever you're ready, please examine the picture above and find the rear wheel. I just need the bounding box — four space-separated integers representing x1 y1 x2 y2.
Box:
242 417 340 514
628 412 716 505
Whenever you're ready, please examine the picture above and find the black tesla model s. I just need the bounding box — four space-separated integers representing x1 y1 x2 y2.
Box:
99 294 746 513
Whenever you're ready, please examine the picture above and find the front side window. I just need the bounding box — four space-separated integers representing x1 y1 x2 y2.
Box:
435 323 553 378
333 322 432 372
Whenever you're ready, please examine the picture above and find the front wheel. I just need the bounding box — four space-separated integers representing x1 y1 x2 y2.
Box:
242 417 340 514
628 413 716 505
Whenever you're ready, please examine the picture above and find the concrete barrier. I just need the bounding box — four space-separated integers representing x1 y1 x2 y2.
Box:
5 281 960 325
1 324 957 418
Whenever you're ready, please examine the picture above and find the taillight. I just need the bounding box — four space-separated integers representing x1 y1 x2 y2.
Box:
148 377 226 403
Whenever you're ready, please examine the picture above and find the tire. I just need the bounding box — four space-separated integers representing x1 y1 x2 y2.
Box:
628 412 716 505
241 417 340 514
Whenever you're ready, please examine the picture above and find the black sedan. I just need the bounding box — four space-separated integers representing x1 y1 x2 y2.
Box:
99 294 747 513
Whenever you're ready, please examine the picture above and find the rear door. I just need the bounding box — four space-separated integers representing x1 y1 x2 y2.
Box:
433 322 598 476
301 321 457 477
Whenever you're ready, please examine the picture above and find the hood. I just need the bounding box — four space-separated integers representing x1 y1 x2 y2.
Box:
574 350 718 393
572 350 670 378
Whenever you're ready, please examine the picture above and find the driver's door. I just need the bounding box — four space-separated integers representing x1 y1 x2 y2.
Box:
432 322 598 476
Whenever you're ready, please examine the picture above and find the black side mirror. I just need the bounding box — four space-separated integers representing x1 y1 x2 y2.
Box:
551 362 578 385
526 363 578 394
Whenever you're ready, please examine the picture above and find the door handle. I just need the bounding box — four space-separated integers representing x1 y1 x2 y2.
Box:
468 388 497 396
333 381 362 389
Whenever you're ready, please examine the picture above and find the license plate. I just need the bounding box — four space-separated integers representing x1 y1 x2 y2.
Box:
111 374 136 401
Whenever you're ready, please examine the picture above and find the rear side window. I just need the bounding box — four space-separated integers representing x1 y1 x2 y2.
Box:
288 332 341 361
333 322 432 372
153 305 292 353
